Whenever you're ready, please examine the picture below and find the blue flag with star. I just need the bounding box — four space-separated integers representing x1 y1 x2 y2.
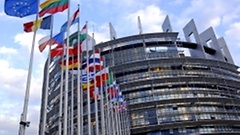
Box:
4 0 38 18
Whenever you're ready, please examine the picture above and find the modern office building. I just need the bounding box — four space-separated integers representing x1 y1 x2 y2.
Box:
39 15 240 135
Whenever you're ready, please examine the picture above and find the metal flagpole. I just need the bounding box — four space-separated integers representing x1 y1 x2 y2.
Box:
106 83 112 135
79 23 86 134
114 84 120 135
103 60 111 135
92 32 99 135
71 57 74 135
102 68 107 135
114 104 119 135
119 111 124 135
18 0 40 134
68 106 71 134
80 69 84 135
111 84 116 135
76 4 82 135
59 46 66 135
85 21 92 135
59 29 68 135
41 15 54 135
64 0 71 134
99 53 106 135
126 110 131 135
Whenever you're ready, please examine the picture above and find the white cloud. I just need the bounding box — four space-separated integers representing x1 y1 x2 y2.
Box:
0 46 17 54
0 102 40 135
94 23 110 43
0 31 47 135
225 22 240 44
14 33 45 50
224 22 240 65
126 4 166 34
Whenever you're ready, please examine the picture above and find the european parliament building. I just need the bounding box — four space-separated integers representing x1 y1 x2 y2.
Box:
39 16 240 135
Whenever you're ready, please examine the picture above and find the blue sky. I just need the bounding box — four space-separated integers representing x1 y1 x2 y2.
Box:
0 0 240 134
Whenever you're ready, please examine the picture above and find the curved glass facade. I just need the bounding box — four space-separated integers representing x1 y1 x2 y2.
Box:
96 33 240 135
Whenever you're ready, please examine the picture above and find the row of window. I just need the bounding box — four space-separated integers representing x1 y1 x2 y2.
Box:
146 126 240 135
156 106 240 115
116 69 238 84
126 87 238 100
128 92 239 105
131 113 240 127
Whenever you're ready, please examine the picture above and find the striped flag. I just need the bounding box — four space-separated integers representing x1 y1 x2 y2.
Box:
60 9 79 32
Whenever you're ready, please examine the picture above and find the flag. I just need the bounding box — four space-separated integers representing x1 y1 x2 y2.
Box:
52 32 64 45
69 24 95 52
39 0 68 17
69 32 88 55
23 15 52 32
38 32 63 52
50 45 64 57
4 0 38 18
60 9 79 32
50 46 76 57
81 34 96 52
59 57 79 70
38 35 51 52
85 50 103 71
40 0 58 8
118 101 127 111
78 24 95 52
81 72 95 83
82 80 94 91
106 72 114 85
107 83 119 101
95 67 109 87
61 17 79 32
81 57 103 71
69 32 87 45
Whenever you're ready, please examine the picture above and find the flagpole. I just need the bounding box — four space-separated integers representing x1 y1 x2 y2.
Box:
41 15 54 135
111 84 116 135
101 62 107 135
92 32 99 135
59 45 66 135
71 57 74 135
76 4 82 135
117 87 122 135
64 0 71 134
18 1 39 134
115 84 120 135
85 21 92 135
99 53 106 135
106 81 112 135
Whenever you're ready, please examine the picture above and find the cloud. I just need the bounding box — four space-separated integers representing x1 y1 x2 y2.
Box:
225 22 240 44
125 4 166 35
0 102 40 135
0 31 47 135
14 32 45 50
93 23 110 43
224 21 240 65
0 46 17 54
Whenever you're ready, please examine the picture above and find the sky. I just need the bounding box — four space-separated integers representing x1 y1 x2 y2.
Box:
0 0 240 134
